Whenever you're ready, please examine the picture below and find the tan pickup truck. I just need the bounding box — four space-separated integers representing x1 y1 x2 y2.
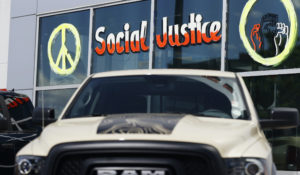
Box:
14 69 299 175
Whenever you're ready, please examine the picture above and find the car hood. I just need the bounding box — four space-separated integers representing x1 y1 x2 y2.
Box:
18 114 267 158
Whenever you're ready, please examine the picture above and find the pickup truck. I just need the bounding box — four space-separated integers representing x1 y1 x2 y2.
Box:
10 69 299 175
0 90 37 175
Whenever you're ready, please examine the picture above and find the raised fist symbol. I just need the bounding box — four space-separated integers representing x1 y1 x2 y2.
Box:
250 24 262 51
274 22 289 55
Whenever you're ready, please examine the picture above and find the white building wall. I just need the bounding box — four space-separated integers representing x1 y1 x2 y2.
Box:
7 0 37 100
0 0 11 89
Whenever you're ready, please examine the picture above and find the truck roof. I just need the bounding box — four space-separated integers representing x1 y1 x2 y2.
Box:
92 69 237 79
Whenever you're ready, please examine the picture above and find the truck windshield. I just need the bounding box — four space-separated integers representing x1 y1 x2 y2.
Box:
64 75 248 120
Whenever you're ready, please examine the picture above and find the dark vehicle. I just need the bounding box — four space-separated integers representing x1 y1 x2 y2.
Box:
0 90 37 175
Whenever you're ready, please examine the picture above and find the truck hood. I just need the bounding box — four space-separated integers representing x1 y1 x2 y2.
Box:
18 114 266 158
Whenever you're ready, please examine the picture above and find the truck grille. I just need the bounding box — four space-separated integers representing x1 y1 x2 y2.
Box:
44 141 226 175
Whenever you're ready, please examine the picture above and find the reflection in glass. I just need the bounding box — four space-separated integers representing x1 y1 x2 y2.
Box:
227 0 300 71
36 89 76 118
244 74 300 170
37 10 90 86
153 0 222 70
91 1 151 73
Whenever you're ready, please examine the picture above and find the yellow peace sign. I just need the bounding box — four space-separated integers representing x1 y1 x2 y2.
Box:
47 23 81 75
239 0 298 66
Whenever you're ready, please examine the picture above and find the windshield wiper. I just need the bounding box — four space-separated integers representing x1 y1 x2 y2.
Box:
91 113 107 117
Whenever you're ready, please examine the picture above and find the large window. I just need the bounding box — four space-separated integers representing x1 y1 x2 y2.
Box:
37 10 90 86
36 89 76 118
36 10 90 117
153 0 223 69
244 74 300 170
91 1 151 73
227 0 300 72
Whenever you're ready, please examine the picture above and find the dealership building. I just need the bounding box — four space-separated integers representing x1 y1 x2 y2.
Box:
1 0 300 173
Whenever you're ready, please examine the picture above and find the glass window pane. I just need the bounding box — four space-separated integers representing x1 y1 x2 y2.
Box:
36 89 76 118
91 1 151 73
153 0 222 69
227 0 300 71
244 74 300 170
37 10 90 86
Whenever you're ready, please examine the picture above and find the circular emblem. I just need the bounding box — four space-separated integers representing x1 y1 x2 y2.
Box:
47 23 81 75
239 0 298 66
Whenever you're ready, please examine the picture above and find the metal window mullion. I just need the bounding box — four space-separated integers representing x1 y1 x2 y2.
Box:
35 84 81 91
87 8 94 75
238 68 300 77
221 0 228 71
33 15 40 106
148 0 156 69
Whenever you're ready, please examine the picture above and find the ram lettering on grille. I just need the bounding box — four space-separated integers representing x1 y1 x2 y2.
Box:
97 170 166 175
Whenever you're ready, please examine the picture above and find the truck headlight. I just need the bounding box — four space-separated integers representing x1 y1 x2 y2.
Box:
226 158 270 175
15 156 45 175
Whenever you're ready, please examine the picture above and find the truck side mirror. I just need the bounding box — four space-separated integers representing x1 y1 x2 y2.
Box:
0 117 9 131
260 107 299 130
32 107 56 127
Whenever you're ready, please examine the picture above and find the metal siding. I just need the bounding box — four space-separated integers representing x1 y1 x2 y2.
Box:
0 64 8 88
15 89 33 102
37 0 120 14
0 0 11 64
0 0 11 89
11 0 37 18
7 15 36 90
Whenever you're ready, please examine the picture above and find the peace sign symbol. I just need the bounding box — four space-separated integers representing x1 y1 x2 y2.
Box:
47 23 81 75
